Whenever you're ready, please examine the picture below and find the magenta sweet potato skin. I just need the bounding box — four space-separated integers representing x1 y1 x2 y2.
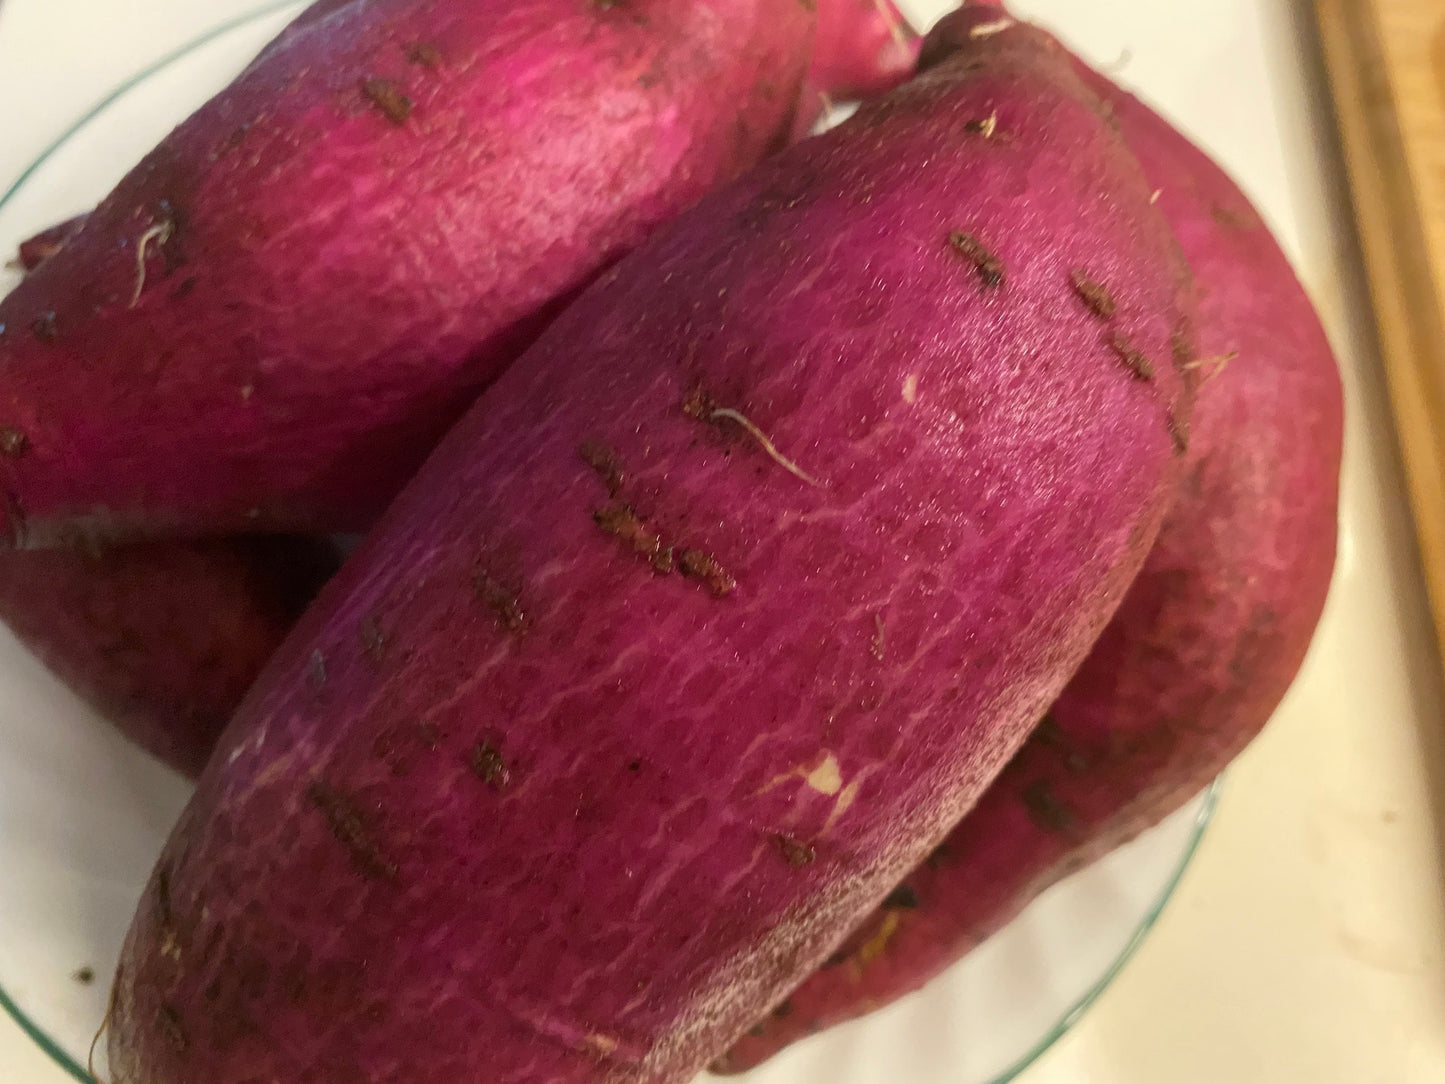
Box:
716 18 1345 1072
0 0 816 546
108 16 1194 1083
0 536 339 776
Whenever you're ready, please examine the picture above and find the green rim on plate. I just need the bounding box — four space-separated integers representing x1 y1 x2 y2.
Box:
0 6 1221 1080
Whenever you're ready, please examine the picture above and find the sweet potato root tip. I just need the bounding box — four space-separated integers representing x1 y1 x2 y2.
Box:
129 221 174 309
969 17 1015 38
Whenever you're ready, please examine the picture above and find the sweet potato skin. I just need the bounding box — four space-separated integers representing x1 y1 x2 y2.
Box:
108 14 1194 1084
0 0 815 546
0 536 339 776
716 13 1345 1070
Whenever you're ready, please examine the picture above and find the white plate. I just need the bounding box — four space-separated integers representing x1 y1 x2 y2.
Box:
0 4 1218 1082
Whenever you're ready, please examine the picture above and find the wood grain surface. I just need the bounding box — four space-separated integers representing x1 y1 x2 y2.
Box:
1314 0 1445 669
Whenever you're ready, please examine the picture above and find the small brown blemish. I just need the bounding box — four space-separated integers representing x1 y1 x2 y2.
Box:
361 77 413 125
359 616 388 664
31 311 58 342
73 966 95 985
772 833 816 867
372 722 440 777
1171 330 1194 372
771 999 795 1019
306 780 399 883
579 439 625 497
682 386 718 420
467 740 512 791
678 548 736 597
1168 409 1190 456
1022 780 1076 836
405 42 443 68
1107 331 1155 381
157 1003 189 1054
1070 269 1117 318
1211 203 1257 231
473 570 526 632
594 502 674 574
0 428 29 459
948 230 1004 287
884 884 920 909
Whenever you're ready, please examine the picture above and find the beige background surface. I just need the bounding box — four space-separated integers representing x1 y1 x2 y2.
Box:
2 0 1444 1080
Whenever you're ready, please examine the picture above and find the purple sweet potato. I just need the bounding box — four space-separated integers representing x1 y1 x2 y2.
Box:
14 215 87 272
0 536 339 777
807 0 920 102
716 10 1345 1070
0 0 824 546
108 13 1195 1083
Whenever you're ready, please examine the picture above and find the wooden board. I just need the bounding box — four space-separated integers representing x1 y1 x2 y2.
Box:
1314 0 1445 668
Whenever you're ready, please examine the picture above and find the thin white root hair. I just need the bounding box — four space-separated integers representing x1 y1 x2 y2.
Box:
87 984 116 1083
1184 351 1238 381
970 17 1015 38
129 221 174 309
1101 47 1133 74
709 408 824 488
872 0 911 51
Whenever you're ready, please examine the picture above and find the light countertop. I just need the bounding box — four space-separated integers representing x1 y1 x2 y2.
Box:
2 1 1443 1080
